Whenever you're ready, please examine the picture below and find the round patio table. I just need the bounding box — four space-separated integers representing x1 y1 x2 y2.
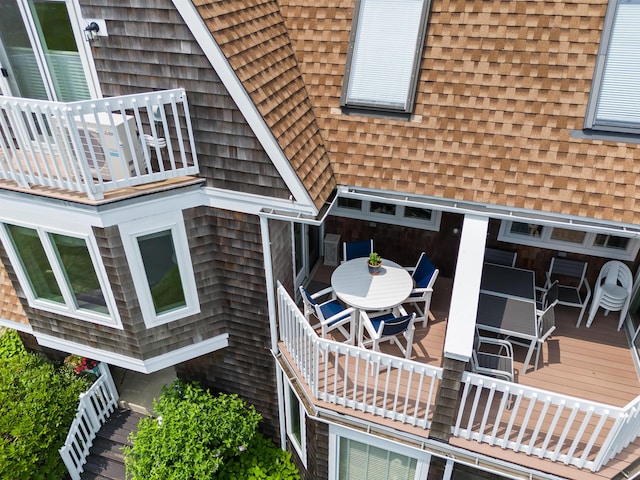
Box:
331 258 413 311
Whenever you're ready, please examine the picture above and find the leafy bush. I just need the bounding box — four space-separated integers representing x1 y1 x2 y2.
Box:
0 329 91 480
216 432 301 480
123 380 263 480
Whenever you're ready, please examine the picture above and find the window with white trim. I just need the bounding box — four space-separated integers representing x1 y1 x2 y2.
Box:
499 221 640 260
333 197 441 231
329 426 429 480
0 222 121 327
119 212 199 328
284 381 307 467
585 0 640 132
341 0 430 113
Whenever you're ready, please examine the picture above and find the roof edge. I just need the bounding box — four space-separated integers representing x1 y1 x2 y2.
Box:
171 0 318 215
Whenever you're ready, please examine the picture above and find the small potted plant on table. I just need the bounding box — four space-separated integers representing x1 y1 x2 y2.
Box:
368 252 382 275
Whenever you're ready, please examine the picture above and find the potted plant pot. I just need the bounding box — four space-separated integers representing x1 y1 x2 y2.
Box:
368 252 382 275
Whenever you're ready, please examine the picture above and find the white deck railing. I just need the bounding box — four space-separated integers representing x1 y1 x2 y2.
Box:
0 89 199 200
277 283 640 472
278 283 443 429
455 373 640 472
59 362 119 480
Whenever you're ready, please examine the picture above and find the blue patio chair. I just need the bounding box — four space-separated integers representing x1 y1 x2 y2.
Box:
403 252 439 327
299 285 355 344
359 307 416 359
342 239 373 262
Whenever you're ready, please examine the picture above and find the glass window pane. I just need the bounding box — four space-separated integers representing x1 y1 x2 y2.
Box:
510 222 543 238
370 202 396 216
137 230 186 315
5 224 63 303
594 234 630 250
288 388 302 444
337 197 363 210
0 1 48 99
30 0 90 101
339 438 417 480
550 228 586 244
404 206 432 221
49 233 108 315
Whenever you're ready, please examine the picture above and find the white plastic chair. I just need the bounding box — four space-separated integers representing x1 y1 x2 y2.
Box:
403 252 439 327
299 285 355 343
586 260 633 331
359 307 416 359
342 239 373 262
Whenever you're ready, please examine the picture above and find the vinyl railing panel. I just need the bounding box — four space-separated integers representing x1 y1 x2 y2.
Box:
0 89 199 200
277 283 443 430
59 362 119 480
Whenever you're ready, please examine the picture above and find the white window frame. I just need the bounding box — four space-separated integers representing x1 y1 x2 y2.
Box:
585 0 640 133
284 380 307 467
328 425 430 480
0 222 121 328
340 0 430 113
119 211 200 328
0 0 102 101
498 220 640 260
332 197 441 231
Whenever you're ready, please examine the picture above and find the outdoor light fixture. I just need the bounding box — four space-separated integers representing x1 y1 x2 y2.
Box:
84 21 100 42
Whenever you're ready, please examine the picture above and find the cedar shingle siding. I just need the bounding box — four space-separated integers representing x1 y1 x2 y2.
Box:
80 0 292 199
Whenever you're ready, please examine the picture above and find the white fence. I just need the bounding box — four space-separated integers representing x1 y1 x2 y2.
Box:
277 283 443 429
277 283 640 472
59 362 119 480
0 89 199 200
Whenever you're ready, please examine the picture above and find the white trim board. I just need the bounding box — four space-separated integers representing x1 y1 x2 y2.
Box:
171 0 317 215
0 318 33 334
35 332 229 374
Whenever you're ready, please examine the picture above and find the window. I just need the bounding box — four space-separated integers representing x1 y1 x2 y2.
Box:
334 197 441 231
284 382 306 467
499 221 640 260
585 0 640 132
0 0 99 101
0 223 120 326
329 426 428 480
119 212 199 327
341 0 430 113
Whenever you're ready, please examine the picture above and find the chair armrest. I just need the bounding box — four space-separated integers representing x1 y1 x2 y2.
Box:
311 286 336 301
321 306 355 326
477 336 514 357
411 286 434 294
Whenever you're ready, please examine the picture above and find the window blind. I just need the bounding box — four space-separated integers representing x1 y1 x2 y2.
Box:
594 0 640 126
344 0 426 111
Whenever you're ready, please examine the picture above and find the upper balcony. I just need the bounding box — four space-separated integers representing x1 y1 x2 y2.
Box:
0 89 199 203
277 263 640 480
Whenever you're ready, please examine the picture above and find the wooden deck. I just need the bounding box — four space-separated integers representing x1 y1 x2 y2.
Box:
303 264 640 480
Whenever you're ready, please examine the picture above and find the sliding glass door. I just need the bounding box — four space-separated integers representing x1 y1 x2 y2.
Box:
0 0 97 101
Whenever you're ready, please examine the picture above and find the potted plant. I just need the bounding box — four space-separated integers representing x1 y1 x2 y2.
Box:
367 252 382 275
64 354 100 376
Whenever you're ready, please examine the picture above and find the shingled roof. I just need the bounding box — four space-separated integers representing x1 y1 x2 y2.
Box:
193 0 336 211
194 0 640 225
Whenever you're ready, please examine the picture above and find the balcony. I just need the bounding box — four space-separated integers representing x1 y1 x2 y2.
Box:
277 266 640 480
0 89 199 202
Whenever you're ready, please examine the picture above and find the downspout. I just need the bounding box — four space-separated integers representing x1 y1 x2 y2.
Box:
259 215 287 449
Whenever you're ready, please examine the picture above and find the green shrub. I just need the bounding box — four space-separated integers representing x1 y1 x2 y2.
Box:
0 330 91 480
216 432 301 480
123 380 263 480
